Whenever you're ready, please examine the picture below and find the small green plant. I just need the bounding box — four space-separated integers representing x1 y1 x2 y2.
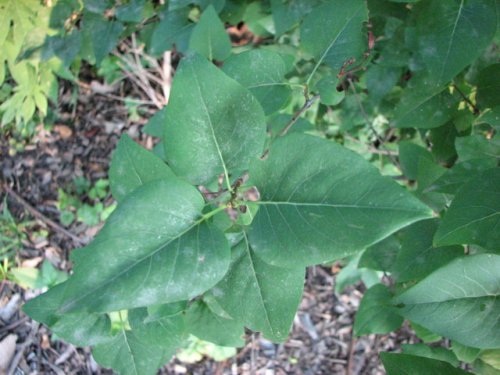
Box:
19 1 500 375
57 178 116 227
0 0 62 136
0 199 29 259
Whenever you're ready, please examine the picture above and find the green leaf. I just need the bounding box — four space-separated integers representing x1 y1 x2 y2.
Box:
301 0 368 82
455 135 500 163
354 284 403 336
93 328 173 375
77 203 101 226
414 156 449 212
365 64 401 104
249 134 432 267
411 322 442 343
51 313 112 346
401 344 460 367
222 49 292 115
115 0 147 23
210 234 304 342
480 350 500 371
334 253 380 293
393 77 459 129
24 179 230 323
451 341 481 364
129 305 186 349
270 0 317 36
185 300 245 347
398 141 434 181
429 121 458 164
392 219 464 283
394 254 500 349
142 107 167 137
0 0 37 48
189 5 231 61
475 107 500 129
243 2 274 37
83 12 124 65
415 0 497 85
434 168 499 251
358 235 400 272
41 30 82 67
381 353 472 375
149 7 194 55
428 159 497 195
316 75 345 106
109 134 176 202
164 53 266 185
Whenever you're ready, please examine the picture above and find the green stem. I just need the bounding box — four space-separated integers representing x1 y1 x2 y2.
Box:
199 204 228 223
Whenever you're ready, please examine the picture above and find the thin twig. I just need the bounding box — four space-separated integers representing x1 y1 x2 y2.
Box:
7 321 39 375
347 78 400 167
280 94 320 136
452 83 480 115
2 184 86 246
0 316 29 335
346 333 356 375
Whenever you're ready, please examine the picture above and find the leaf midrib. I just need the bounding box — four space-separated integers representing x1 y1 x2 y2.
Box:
58 215 204 314
305 2 364 85
257 201 427 213
121 330 139 375
190 63 231 188
436 211 500 244
437 0 464 84
242 233 276 338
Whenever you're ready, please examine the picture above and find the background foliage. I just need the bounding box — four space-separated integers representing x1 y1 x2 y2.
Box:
1 0 498 374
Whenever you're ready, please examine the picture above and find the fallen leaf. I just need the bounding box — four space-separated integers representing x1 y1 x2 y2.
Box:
53 125 73 139
0 334 18 375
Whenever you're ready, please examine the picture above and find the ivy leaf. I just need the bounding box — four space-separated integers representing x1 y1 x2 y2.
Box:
301 0 368 81
24 179 230 322
394 254 500 349
210 234 304 342
249 134 432 267
109 134 176 202
164 53 266 185
189 5 231 61
222 49 291 115
185 300 245 347
392 219 464 283
415 0 497 86
93 328 174 375
354 284 403 336
381 353 472 375
393 77 459 129
434 168 499 251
